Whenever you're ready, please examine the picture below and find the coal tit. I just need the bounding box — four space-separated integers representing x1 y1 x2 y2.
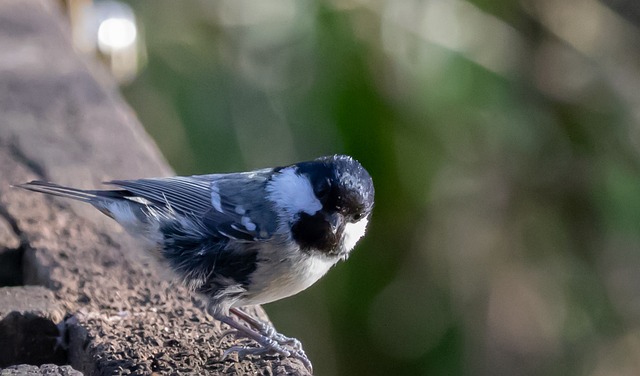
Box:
17 154 374 371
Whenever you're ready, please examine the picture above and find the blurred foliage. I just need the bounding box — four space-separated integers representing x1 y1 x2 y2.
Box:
119 0 640 375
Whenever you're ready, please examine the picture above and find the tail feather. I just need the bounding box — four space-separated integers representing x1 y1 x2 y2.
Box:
14 181 98 202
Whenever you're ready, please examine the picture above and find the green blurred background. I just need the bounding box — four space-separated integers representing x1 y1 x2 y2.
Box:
97 0 640 374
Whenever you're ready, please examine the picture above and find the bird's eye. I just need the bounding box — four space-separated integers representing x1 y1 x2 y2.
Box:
353 213 363 221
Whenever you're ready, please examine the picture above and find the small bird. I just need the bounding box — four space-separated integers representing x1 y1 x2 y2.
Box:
17 154 374 371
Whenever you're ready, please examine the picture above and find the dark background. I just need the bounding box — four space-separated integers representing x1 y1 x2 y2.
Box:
112 1 640 375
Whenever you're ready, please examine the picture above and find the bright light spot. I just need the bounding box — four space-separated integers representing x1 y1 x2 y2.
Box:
97 17 137 52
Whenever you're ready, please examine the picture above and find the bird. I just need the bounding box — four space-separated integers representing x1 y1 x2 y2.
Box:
16 154 374 372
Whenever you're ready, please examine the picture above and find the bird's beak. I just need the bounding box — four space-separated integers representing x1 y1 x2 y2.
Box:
325 211 344 236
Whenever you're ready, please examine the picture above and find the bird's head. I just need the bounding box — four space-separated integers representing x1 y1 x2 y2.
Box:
267 155 374 257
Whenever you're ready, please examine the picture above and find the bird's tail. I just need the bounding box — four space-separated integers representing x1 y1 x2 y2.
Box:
15 180 163 253
14 181 100 203
14 180 142 222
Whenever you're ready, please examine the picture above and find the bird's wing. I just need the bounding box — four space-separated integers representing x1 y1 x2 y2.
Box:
108 170 277 241
108 176 215 215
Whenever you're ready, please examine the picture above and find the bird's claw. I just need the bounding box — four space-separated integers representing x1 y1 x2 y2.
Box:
271 332 303 350
245 317 303 350
222 330 312 373
222 343 290 360
223 344 312 373
217 310 313 373
220 329 241 341
290 348 313 373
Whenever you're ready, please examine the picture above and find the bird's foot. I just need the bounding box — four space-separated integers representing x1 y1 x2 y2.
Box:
222 337 312 373
217 309 312 372
244 317 303 351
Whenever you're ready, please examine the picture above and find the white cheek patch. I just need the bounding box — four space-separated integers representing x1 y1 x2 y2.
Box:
210 182 223 212
267 167 322 215
343 217 369 251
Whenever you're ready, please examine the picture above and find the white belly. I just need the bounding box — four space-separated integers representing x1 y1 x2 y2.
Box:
236 249 338 307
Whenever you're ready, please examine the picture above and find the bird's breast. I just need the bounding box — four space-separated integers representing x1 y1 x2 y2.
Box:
236 246 338 307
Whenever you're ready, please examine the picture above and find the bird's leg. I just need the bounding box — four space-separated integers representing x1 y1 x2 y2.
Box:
213 308 312 372
215 312 290 357
230 307 303 350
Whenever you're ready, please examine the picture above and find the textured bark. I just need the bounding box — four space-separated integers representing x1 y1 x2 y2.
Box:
0 0 310 374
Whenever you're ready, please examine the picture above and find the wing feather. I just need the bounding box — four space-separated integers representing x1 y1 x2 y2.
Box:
107 171 277 242
108 176 213 215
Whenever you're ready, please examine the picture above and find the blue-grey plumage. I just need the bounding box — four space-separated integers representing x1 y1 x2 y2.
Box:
15 154 375 371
